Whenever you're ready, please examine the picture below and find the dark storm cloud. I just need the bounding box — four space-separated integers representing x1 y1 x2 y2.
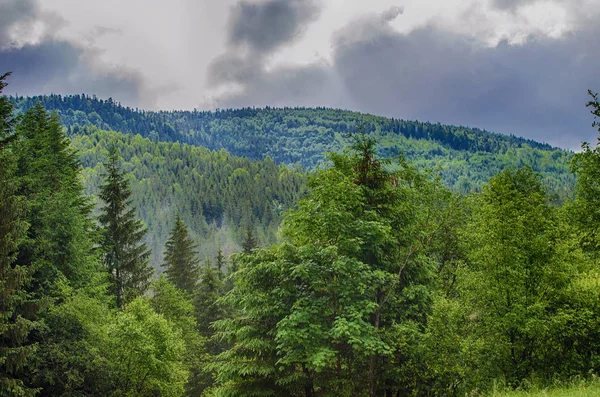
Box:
210 6 600 149
0 0 149 107
330 16 600 148
227 0 321 53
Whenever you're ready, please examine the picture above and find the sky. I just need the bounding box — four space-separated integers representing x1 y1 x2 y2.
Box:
0 0 599 149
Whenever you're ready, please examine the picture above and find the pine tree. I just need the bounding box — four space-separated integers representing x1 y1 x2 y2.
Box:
0 72 40 397
99 148 152 309
14 102 97 293
242 226 258 254
5 90 104 395
162 214 200 294
215 245 226 280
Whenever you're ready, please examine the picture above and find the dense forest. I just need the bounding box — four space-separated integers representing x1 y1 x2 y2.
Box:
11 94 575 198
2 71 600 397
73 128 306 267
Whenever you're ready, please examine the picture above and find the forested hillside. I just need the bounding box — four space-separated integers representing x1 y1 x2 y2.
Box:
73 127 306 267
11 94 575 197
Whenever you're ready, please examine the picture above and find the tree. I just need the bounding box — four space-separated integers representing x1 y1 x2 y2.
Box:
104 297 188 396
212 136 443 397
99 147 152 309
8 98 108 396
14 102 98 293
0 72 40 396
241 226 258 254
215 245 226 279
459 167 577 387
570 90 600 257
162 215 200 295
150 277 207 397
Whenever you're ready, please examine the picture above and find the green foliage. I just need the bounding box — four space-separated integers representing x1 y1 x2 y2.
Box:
424 167 599 395
2 96 102 396
486 376 600 397
4 78 600 397
569 91 600 256
162 216 200 295
27 281 114 395
0 73 40 397
99 148 153 309
14 102 98 293
241 226 258 254
212 136 450 397
150 277 208 397
104 297 189 396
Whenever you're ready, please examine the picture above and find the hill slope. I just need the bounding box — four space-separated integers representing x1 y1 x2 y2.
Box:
73 128 306 267
12 94 575 197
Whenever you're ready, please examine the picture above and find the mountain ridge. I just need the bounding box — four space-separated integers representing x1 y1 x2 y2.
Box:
10 93 574 198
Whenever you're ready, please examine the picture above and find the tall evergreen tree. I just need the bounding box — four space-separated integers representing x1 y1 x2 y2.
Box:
10 100 106 395
99 148 152 309
215 245 226 280
0 72 40 397
162 214 200 294
241 226 258 254
14 102 97 293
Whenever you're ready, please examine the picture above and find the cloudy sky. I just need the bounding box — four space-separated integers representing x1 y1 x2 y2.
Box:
0 0 599 149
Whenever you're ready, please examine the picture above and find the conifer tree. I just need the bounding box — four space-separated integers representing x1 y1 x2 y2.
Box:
14 102 97 293
215 245 226 279
162 214 200 294
241 226 258 254
194 260 224 338
99 148 152 309
0 72 39 397
5 87 103 395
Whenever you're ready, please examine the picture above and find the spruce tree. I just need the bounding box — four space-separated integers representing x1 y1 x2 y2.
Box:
215 245 226 280
99 148 152 309
242 226 258 254
162 214 200 294
0 72 39 396
14 102 97 293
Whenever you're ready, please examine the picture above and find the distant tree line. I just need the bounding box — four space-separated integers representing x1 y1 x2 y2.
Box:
10 94 575 199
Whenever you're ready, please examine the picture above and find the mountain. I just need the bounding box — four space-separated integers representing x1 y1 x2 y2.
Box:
11 94 575 198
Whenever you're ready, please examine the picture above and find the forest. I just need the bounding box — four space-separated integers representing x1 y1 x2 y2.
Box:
2 70 600 397
11 94 575 199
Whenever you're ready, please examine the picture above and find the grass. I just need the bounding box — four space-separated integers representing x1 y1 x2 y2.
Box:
487 377 600 396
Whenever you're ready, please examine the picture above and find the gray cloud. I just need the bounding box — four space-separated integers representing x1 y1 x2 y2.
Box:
0 0 150 107
208 0 323 88
490 0 537 11
210 6 600 149
381 6 404 22
0 0 40 47
0 40 146 106
330 16 599 148
227 0 321 53
212 60 351 110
